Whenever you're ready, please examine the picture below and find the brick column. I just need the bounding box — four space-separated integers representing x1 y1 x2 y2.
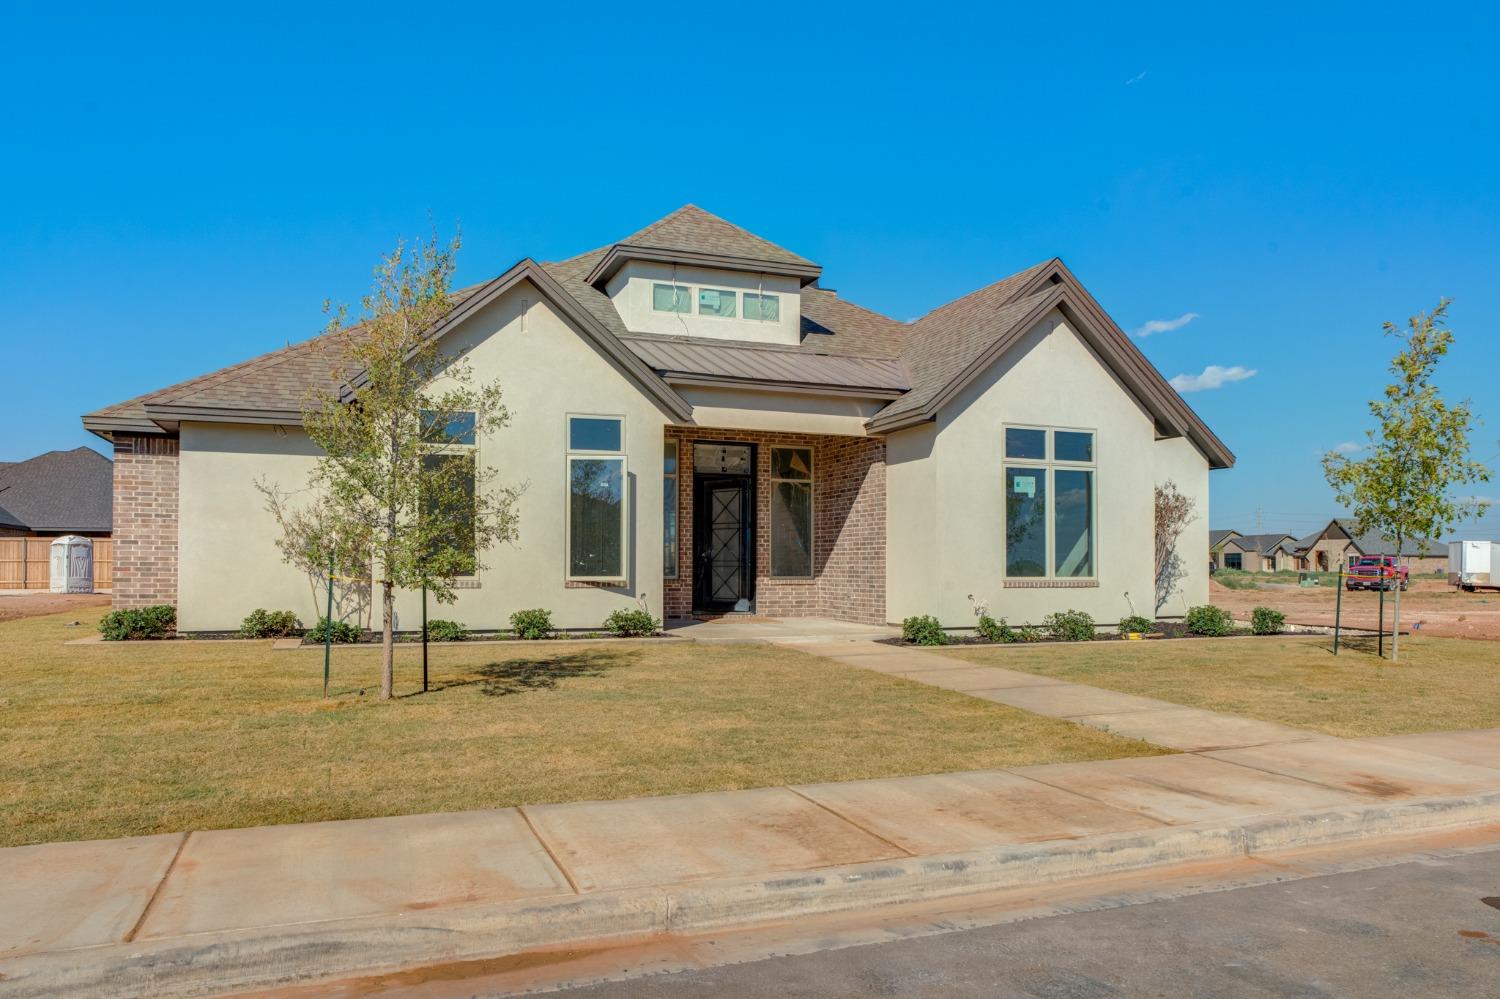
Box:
111 434 179 608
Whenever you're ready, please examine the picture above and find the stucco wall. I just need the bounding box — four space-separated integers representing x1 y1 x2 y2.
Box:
886 310 1214 627
176 281 673 632
606 262 801 346
1152 435 1210 616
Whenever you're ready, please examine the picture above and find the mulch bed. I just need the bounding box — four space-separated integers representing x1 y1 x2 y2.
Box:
879 622 1279 648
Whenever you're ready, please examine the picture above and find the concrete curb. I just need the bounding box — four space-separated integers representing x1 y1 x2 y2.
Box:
5 790 1499 999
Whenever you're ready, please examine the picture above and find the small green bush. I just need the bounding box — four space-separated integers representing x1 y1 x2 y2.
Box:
425 619 467 642
307 616 360 643
976 614 1016 643
99 605 176 641
510 608 553 640
1185 604 1235 637
603 608 660 637
1016 624 1043 642
901 615 948 646
1118 614 1154 636
238 608 299 638
1043 609 1095 642
1250 606 1286 636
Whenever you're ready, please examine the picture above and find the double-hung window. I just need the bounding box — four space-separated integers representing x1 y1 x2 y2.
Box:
1004 426 1096 579
663 440 679 578
567 416 627 580
770 446 813 577
420 410 478 577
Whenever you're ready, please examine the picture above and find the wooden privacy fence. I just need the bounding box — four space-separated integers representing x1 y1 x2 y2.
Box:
0 537 112 590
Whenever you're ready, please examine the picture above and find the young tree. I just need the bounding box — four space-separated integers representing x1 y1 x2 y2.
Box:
259 229 522 698
1322 299 1491 661
1154 480 1197 614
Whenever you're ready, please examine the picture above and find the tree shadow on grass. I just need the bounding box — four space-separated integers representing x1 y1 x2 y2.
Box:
425 651 625 697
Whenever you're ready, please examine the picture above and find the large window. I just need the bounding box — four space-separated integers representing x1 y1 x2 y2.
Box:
420 409 477 576
567 415 627 580
697 288 737 318
652 283 691 313
770 446 813 577
663 439 679 578
744 292 780 322
1004 426 1096 579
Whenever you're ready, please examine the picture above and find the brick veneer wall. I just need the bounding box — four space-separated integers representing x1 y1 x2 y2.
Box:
664 427 886 624
111 434 179 608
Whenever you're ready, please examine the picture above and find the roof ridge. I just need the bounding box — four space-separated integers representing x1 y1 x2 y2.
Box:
910 259 1056 328
623 203 701 243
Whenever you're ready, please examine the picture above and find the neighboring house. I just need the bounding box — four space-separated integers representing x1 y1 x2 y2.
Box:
1217 533 1298 572
0 448 112 538
1292 518 1447 574
82 206 1233 631
1208 529 1241 570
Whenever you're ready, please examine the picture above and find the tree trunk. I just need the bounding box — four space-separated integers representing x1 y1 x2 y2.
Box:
381 580 395 699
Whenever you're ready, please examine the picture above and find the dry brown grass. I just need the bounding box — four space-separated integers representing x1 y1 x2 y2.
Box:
0 610 1160 847
943 633 1500 738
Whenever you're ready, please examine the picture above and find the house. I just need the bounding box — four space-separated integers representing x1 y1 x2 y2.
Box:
0 448 112 538
1291 518 1447 574
0 447 113 590
1215 532 1298 572
81 206 1233 632
1208 529 1241 570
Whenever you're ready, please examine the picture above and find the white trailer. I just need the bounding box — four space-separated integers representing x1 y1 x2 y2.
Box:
1448 540 1499 591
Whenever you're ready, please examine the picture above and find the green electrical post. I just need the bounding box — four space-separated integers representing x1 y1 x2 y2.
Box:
1332 568 1343 654
323 557 334 698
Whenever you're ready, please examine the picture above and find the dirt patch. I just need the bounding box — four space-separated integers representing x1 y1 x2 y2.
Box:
1210 578 1500 641
0 592 109 624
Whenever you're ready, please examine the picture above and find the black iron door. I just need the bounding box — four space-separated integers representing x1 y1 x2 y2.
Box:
694 476 753 612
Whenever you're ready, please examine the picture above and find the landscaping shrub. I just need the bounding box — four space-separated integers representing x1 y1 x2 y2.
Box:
1118 614 1154 636
1016 624 1043 642
603 608 660 637
510 608 553 640
1250 606 1286 636
306 616 360 643
425 619 467 642
901 615 948 646
99 605 176 641
976 614 1015 643
1185 604 1235 637
238 608 299 639
1043 609 1095 642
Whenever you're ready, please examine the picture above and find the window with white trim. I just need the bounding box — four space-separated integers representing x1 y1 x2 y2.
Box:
1004 426 1095 579
420 410 477 577
567 416 627 580
697 287 737 318
770 446 813 577
663 439 679 578
652 283 691 314
744 292 780 322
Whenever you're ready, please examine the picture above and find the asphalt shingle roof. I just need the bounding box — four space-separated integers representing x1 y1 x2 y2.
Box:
616 205 817 269
0 447 112 533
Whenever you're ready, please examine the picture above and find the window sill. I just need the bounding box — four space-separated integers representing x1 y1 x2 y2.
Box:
1003 579 1099 589
566 579 628 589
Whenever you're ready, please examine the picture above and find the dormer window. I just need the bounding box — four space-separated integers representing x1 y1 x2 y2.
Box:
698 288 737 318
652 283 691 314
744 292 780 322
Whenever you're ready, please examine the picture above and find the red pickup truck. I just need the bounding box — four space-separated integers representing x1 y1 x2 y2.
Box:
1345 555 1409 591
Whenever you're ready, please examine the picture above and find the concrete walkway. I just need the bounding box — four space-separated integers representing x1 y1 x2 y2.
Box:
5 729 1500 998
794 640 1327 752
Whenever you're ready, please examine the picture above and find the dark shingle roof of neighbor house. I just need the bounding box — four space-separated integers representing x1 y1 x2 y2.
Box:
1209 529 1241 548
1334 518 1445 558
0 447 112 533
81 205 1233 468
1228 533 1299 556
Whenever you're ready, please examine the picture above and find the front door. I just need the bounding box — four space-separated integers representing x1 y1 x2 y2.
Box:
694 476 753 613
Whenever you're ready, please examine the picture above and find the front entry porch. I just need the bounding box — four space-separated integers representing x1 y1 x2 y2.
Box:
664 426 887 625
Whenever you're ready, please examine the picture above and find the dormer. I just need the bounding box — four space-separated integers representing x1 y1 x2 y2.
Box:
585 205 821 348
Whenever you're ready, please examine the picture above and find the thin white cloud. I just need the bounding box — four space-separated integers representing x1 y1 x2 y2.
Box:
1332 441 1366 455
1170 365 1257 392
1126 70 1148 85
1132 311 1199 337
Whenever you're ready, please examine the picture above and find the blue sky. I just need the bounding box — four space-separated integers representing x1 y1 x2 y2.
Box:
4 2 1497 539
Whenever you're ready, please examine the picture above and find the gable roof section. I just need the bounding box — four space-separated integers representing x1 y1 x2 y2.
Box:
1209 529 1241 548
0 447 112 532
866 259 1235 469
583 205 822 287
1230 532 1298 556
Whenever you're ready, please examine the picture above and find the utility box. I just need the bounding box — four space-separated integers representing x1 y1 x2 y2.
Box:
1448 540 1497 591
48 535 94 593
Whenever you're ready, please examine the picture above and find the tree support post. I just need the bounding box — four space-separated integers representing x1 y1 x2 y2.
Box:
421 583 429 694
1333 568 1343 654
323 558 334 698
1378 582 1385 659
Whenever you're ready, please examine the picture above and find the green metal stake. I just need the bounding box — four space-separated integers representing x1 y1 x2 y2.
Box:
323 558 334 698
1332 568 1343 654
1378 580 1386 659
421 583 429 693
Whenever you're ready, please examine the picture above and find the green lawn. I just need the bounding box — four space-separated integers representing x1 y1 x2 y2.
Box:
0 610 1160 847
942 634 1500 738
